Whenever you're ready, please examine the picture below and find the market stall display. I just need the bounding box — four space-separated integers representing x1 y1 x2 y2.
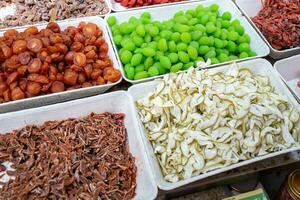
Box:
0 91 158 199
106 0 269 83
0 0 110 29
129 59 300 190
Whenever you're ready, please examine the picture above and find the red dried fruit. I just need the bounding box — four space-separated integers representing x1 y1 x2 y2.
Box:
27 38 43 53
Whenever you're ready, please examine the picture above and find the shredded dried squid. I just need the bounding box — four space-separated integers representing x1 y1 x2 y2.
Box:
136 63 300 183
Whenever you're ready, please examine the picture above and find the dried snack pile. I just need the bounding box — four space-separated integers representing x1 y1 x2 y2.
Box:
0 112 137 200
0 22 121 103
0 0 109 28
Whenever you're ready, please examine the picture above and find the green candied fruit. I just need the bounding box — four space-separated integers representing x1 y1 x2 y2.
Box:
119 22 135 34
107 16 117 27
136 25 146 37
168 41 177 53
238 34 251 44
148 66 160 77
194 24 206 32
227 41 237 53
142 12 151 19
174 10 184 17
134 71 149 80
227 31 239 41
222 12 232 21
238 43 250 53
131 54 143 66
175 15 189 24
200 15 209 25
121 40 136 51
113 35 122 46
213 28 221 38
198 45 210 55
129 16 139 25
144 34 152 43
160 30 172 40
158 39 168 52
231 19 241 27
190 41 199 50
191 31 202 41
174 24 190 33
144 57 154 70
221 20 231 29
218 53 230 63
134 48 143 54
208 36 215 46
229 55 239 61
170 63 183 73
187 45 198 60
154 62 167 75
210 57 219 64
148 41 157 50
248 51 257 57
196 5 204 12
133 36 144 47
120 50 132 64
186 9 196 17
142 48 156 57
239 52 249 59
209 4 219 12
181 32 192 43
234 25 245 36
141 17 151 24
149 26 159 37
135 64 145 73
199 36 210 46
153 21 163 30
182 62 194 70
160 56 172 69
188 18 198 26
204 50 216 60
171 32 181 42
125 65 135 80
178 51 190 63
168 53 178 63
214 38 224 49
177 42 188 51
155 51 164 60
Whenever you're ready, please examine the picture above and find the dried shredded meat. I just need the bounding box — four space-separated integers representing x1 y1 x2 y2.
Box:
0 112 137 200
251 0 300 50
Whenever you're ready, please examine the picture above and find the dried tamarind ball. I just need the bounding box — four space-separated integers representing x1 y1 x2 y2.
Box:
73 52 86 67
64 70 78 86
12 40 27 54
11 87 25 100
47 22 61 33
17 51 31 65
51 81 65 93
27 81 42 95
27 38 43 53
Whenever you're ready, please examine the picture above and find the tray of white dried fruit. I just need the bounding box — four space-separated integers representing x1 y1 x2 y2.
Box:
128 58 300 190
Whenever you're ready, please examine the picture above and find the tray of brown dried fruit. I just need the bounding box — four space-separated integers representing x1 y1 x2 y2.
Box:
0 91 158 199
0 16 122 113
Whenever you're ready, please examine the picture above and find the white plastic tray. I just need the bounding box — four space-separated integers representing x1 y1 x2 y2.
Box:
128 58 300 190
274 54 300 102
106 0 196 12
235 0 300 59
0 91 158 200
105 0 270 84
0 16 122 114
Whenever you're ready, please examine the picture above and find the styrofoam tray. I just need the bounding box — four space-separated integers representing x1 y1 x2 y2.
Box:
105 0 270 84
106 0 196 12
0 16 122 114
274 54 300 102
0 91 158 200
0 3 111 32
235 0 300 59
128 58 300 190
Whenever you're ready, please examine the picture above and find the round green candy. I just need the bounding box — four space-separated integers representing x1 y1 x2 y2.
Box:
134 71 149 80
170 63 183 73
214 38 224 49
144 57 154 70
238 34 251 44
120 50 132 64
185 14 193 20
200 15 209 25
148 66 159 77
177 42 188 51
119 22 135 34
220 30 228 40
238 43 250 53
107 16 117 27
190 41 199 50
208 15 217 24
171 32 181 42
142 12 151 19
175 11 184 17
191 31 202 41
215 20 222 29
178 51 190 63
248 51 257 57
218 53 229 62
229 55 239 61
210 57 219 64
176 15 188 24
153 21 163 30
227 31 239 41
199 36 210 45
187 45 198 60
141 43 147 48
194 24 206 32
153 36 160 42
148 41 157 50
228 26 235 32
239 52 249 59
141 17 151 24
154 51 164 60
129 16 139 25
198 45 210 55
135 65 145 73
131 54 143 66
177 24 190 33
231 19 240 26
168 41 177 53
149 26 159 37
125 66 135 80
160 56 172 69
221 12 232 21
145 35 152 43
196 5 204 12
119 48 125 55
213 28 221 38
227 41 237 53
188 18 198 26
155 63 167 75
221 20 230 29
181 32 192 43
223 40 228 47
113 35 122 46
186 9 196 17
158 39 168 52
209 4 219 12
235 25 245 35
133 36 144 47
168 53 179 63
183 62 194 70
216 49 222 56
208 36 214 46
160 30 172 40
134 48 143 54
206 24 216 34
142 48 156 57
121 40 136 51
204 50 216 60
136 25 146 37
197 57 205 62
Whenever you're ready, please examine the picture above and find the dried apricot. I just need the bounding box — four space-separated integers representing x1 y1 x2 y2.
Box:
27 38 43 53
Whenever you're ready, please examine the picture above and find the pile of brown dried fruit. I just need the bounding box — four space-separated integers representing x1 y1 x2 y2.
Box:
0 112 137 199
0 0 110 29
0 22 121 103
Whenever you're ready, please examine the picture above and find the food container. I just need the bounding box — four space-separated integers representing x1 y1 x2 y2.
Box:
0 16 122 114
274 54 300 102
0 1 111 31
105 0 270 84
235 0 300 59
128 58 300 190
106 0 195 12
0 91 158 200
277 169 300 200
